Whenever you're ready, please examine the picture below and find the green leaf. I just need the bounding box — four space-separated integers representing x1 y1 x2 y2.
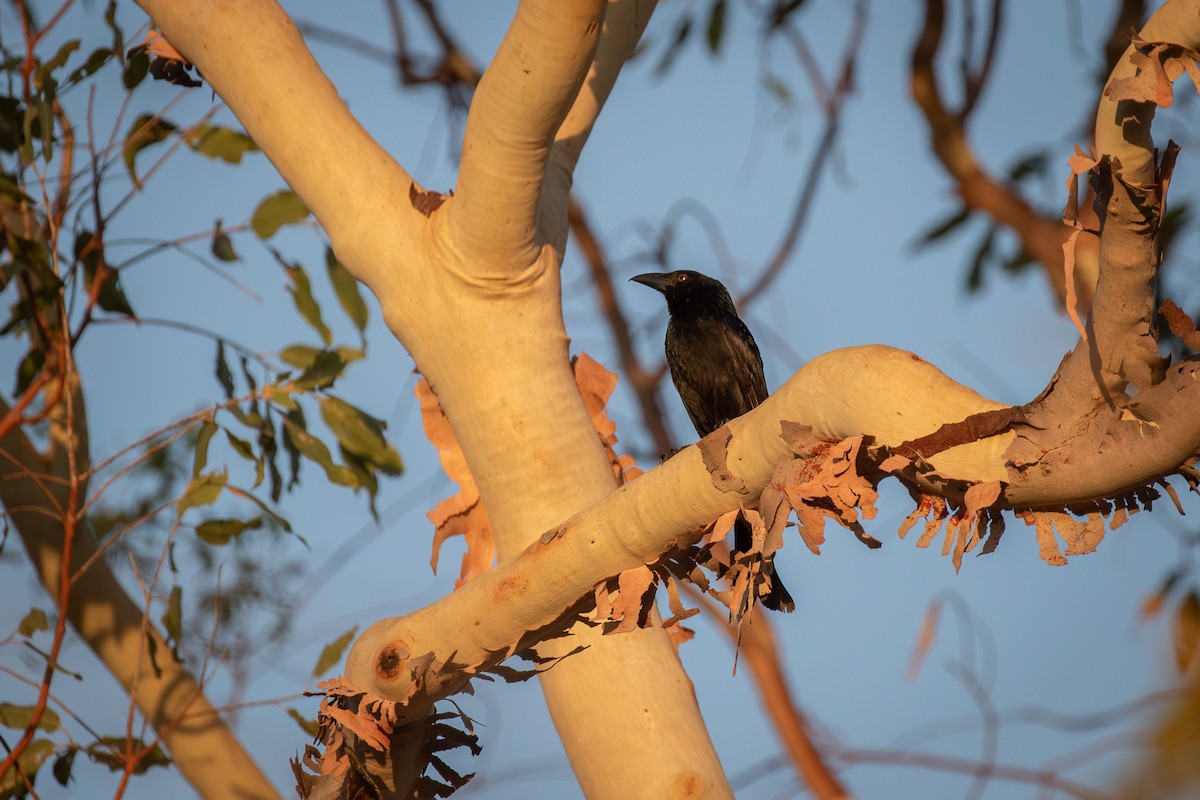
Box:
228 429 261 465
267 387 299 411
0 96 25 154
41 41 81 74
325 247 368 332
278 346 359 389
160 585 182 657
706 0 727 55
15 349 44 395
53 748 76 787
912 207 970 251
0 172 31 202
192 418 218 478
294 351 348 390
95 270 133 315
260 409 284 502
278 257 331 345
0 702 60 732
237 493 292 534
654 14 693 76
251 190 309 239
239 355 258 391
8 234 53 278
320 397 402 475
177 470 227 517
286 707 319 738
342 451 379 517
225 430 263 487
17 104 34 162
336 346 365 365
104 0 124 54
20 644 82 680
195 517 262 545
283 411 357 487
145 627 162 679
227 403 263 430
1007 152 1048 182
215 341 235 398
965 227 997 293
312 626 358 677
211 219 239 262
88 737 170 774
123 48 150 89
185 124 259 164
0 738 53 795
34 39 82 99
123 114 177 189
74 230 134 317
65 47 113 86
22 99 54 162
18 608 48 637
279 344 323 369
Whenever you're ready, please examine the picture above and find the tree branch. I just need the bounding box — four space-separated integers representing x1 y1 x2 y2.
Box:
714 600 851 800
1014 0 1200 478
1094 0 1200 183
741 2 865 308
543 0 658 246
568 195 675 455
344 325 1200 703
910 0 1087 309
134 0 421 290
450 0 606 273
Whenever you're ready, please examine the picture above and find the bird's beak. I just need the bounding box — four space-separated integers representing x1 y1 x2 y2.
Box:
630 272 671 293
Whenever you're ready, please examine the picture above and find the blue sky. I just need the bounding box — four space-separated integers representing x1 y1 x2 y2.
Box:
2 1 1196 798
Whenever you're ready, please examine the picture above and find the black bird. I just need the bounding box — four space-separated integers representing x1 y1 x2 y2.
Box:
632 269 795 613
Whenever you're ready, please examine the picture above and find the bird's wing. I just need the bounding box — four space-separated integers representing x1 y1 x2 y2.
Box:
721 315 769 408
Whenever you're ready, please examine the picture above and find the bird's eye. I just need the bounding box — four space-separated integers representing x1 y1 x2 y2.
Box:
676 273 688 282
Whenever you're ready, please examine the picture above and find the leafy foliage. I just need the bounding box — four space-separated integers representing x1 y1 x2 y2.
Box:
0 11 403 795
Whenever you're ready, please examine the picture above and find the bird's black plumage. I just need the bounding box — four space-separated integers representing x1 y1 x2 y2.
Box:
632 270 795 613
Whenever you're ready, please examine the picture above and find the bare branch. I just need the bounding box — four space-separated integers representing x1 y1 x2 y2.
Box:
568 196 675 454
961 0 1003 115
741 1 866 308
910 0 1085 310
707 595 851 800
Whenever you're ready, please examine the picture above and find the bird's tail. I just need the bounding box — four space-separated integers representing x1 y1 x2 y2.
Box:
733 515 795 613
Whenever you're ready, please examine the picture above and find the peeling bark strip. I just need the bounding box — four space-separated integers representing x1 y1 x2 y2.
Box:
408 183 448 216
1104 38 1200 108
295 675 480 798
417 378 497 587
1160 298 1200 350
898 405 1027 458
699 426 750 494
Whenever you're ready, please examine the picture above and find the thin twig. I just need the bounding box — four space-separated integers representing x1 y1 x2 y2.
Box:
568 196 674 455
741 0 867 307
